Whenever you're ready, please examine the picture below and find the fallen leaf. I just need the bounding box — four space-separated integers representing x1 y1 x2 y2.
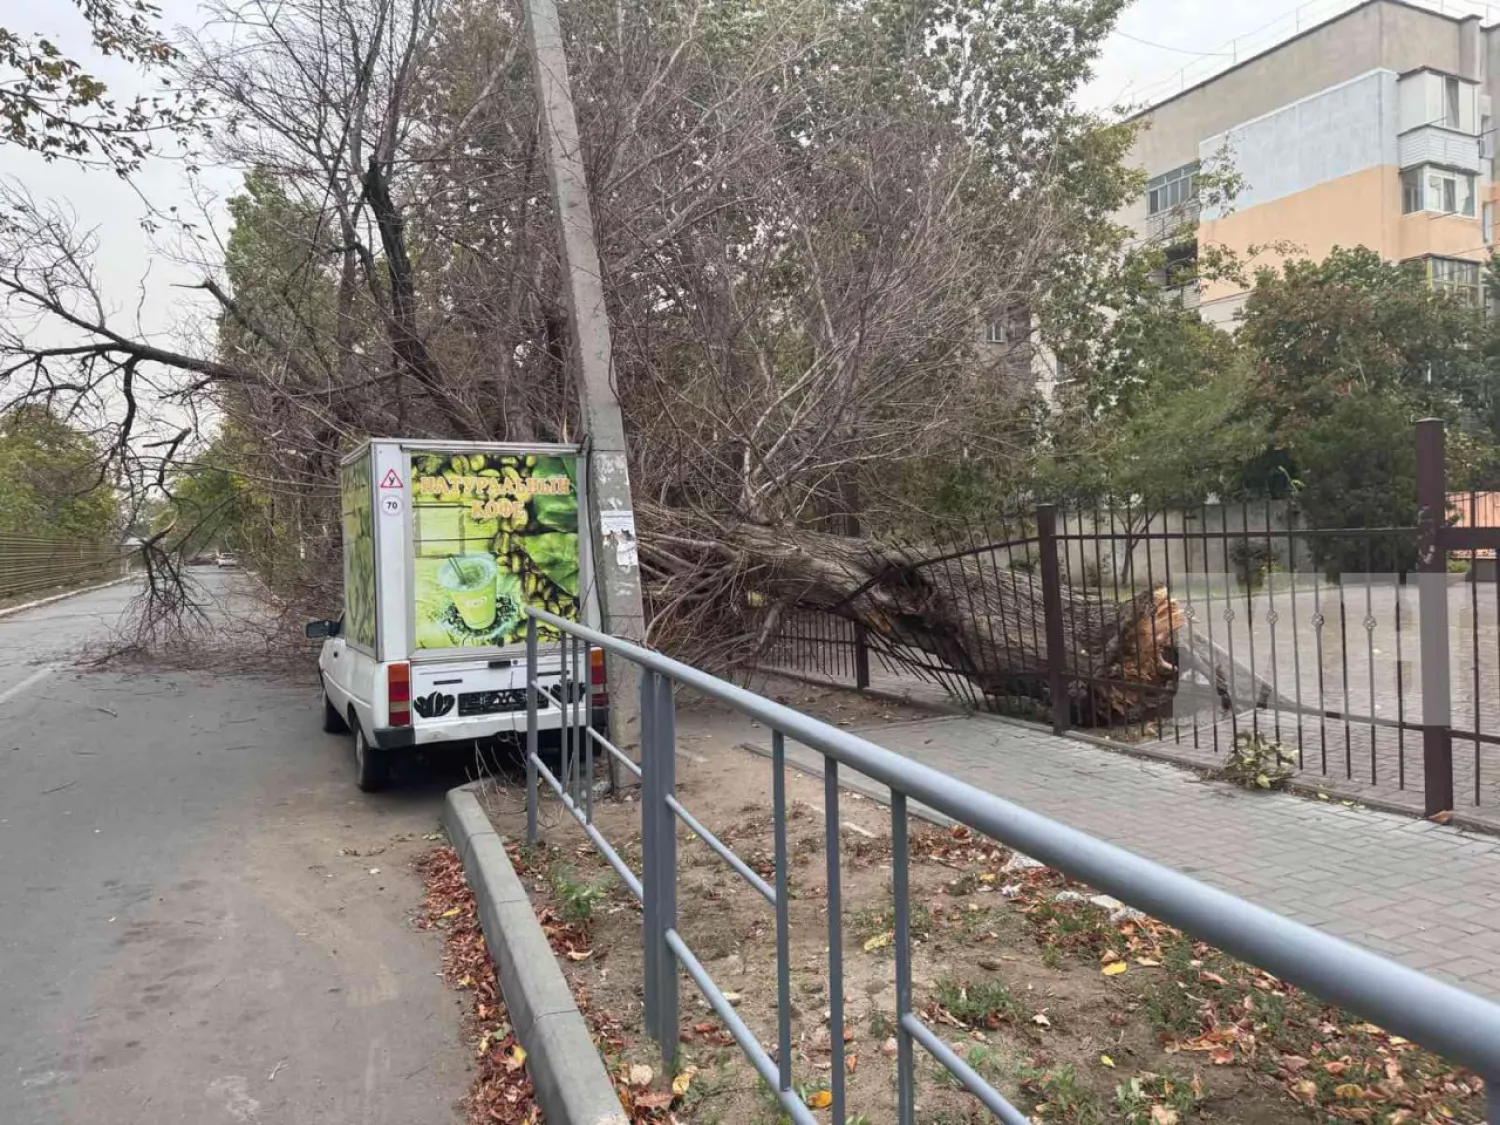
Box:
979 873 996 883
503 1044 527 1071
1333 1083 1366 1099
882 1037 898 1057
1032 1013 1052 1028
1150 1106 1180 1125
1293 1079 1319 1104
1102 962 1128 977
1430 810 1454 825
1099 1054 1115 1068
806 1089 833 1109
1210 1047 1234 1065
440 907 461 919
671 1067 697 1097
863 932 893 952
629 1063 653 1088
565 949 593 961
846 1054 857 1074
1135 957 1161 967
722 991 743 1005
634 1091 675 1110
1323 1060 1349 1076
1200 971 1228 986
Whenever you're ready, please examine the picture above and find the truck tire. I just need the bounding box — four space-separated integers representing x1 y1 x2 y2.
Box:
323 692 350 734
353 721 391 792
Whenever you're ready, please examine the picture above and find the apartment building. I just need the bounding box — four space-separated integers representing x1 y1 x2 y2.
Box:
1125 0 1498 327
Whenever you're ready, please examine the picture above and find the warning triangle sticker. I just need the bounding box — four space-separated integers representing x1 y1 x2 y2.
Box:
380 468 404 489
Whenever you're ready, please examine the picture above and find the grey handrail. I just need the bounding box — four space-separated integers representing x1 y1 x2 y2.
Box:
527 607 1500 1079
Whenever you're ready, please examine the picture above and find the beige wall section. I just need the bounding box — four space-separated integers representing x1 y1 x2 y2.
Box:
1398 212 1487 260
1122 1 1473 235
1197 165 1402 303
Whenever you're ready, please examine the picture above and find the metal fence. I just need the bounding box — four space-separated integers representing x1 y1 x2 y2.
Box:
522 606 1500 1125
0 536 129 600
758 420 1500 822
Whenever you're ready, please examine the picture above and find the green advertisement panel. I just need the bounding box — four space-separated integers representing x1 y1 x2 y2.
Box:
411 450 579 650
340 451 377 650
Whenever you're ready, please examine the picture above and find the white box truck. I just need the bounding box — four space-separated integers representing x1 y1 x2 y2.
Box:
307 440 604 790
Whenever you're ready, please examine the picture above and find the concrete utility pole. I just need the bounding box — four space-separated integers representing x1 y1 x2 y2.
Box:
522 0 646 768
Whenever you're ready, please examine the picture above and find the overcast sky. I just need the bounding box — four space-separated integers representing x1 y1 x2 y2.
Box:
10 0 1491 351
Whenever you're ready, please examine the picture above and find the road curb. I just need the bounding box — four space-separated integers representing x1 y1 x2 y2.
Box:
0 574 136 622
443 783 627 1125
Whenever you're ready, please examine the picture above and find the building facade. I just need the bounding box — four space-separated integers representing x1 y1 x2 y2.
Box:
1125 0 1497 326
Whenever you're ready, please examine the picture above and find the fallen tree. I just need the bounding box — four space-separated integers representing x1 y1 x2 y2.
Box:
639 505 1188 725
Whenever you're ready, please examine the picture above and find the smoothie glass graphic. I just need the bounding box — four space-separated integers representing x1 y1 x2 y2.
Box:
439 553 499 630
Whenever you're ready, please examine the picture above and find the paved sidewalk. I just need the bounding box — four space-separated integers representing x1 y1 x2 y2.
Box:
753 712 1500 999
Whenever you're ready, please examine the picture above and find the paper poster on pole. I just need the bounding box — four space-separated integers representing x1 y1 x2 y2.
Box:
600 509 638 569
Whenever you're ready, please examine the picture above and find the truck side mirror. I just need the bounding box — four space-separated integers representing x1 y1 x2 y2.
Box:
305 619 342 639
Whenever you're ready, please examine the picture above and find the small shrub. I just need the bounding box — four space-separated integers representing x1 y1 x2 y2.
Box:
548 862 610 929
1222 731 1295 790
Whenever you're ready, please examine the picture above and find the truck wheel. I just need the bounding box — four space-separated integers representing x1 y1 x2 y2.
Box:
323 693 350 734
353 722 390 792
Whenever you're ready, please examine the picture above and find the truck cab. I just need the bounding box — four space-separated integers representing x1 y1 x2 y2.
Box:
309 440 606 790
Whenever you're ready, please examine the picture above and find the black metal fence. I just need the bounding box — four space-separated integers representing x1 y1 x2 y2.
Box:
755 420 1500 822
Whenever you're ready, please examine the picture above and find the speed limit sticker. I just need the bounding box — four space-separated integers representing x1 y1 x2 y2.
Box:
381 494 403 516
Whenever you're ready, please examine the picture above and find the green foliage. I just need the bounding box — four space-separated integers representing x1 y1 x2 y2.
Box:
0 2 199 173
161 432 265 557
1222 732 1295 791
547 862 611 930
1045 245 1500 540
0 406 118 539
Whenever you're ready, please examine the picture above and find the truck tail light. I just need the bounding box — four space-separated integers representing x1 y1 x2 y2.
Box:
590 648 609 709
388 662 411 727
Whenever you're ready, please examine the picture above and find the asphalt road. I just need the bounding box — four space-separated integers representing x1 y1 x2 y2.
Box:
0 573 471 1124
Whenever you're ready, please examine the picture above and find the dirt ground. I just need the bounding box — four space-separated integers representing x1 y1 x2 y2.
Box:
475 686 1483 1125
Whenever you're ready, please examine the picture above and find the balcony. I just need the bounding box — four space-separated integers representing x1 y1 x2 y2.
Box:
1399 126 1482 173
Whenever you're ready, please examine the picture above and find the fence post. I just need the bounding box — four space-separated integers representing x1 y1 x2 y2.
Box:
526 616 539 846
1416 419 1454 817
853 623 871 691
1037 504 1070 735
640 669 679 1064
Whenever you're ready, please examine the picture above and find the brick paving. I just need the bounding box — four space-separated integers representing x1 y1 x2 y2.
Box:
752 711 1500 999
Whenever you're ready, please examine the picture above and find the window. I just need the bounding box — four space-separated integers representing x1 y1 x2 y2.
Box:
1446 76 1462 129
1402 168 1423 213
985 304 1031 346
1405 165 1477 216
1428 257 1482 306
1486 202 1495 246
1147 162 1199 215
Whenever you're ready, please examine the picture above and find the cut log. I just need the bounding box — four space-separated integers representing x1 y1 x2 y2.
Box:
637 506 1186 726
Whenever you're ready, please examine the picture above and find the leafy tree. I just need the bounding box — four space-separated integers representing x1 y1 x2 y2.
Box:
0 405 118 538
1 0 198 174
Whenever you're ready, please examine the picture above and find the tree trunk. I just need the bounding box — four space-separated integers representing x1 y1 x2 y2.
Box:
638 505 1184 725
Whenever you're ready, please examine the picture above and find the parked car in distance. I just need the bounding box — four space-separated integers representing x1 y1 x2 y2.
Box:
215 553 240 568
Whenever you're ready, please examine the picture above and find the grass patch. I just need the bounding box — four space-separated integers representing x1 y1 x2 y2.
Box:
1021 1064 1105 1124
848 901 933 945
1112 1071 1204 1123
933 976 1023 1028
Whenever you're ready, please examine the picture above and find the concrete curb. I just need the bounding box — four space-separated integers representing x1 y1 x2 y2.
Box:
443 784 627 1125
0 574 135 621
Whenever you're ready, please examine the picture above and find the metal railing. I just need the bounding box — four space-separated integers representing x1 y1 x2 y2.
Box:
522 607 1500 1122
